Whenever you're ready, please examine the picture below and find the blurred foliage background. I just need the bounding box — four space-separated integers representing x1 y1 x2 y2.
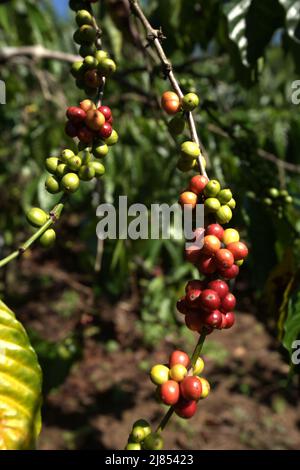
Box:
0 0 300 399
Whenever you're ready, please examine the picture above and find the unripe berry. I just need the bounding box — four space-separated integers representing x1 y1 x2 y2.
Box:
67 156 82 171
180 376 202 401
71 60 84 78
215 248 234 270
78 165 95 181
95 50 109 63
170 364 187 382
45 157 59 174
104 129 119 146
206 223 224 240
93 143 109 158
130 426 147 443
182 92 199 111
193 357 204 376
200 289 221 310
179 191 198 209
168 115 185 135
199 377 210 398
202 235 221 255
204 198 221 213
204 180 221 197
61 173 80 193
56 163 68 178
98 58 117 76
218 189 232 204
78 149 92 165
99 122 113 139
161 91 181 115
79 44 96 58
80 99 96 112
207 279 229 299
74 25 96 45
268 187 279 198
132 419 151 440
40 229 56 248
125 443 141 450
76 9 93 26
143 433 164 450
150 364 169 385
27 208 48 227
227 241 248 260
216 205 232 224
221 293 236 312
85 109 105 131
61 149 75 163
45 175 60 194
227 198 236 209
177 157 195 172
83 55 98 69
188 175 208 195
169 350 190 368
181 141 200 160
174 399 197 419
90 161 105 177
222 228 240 245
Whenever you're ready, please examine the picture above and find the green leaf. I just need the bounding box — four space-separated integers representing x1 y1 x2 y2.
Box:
223 0 252 66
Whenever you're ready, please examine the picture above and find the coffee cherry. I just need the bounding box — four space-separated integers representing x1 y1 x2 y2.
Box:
206 223 224 240
161 91 181 115
85 109 105 131
76 9 93 26
67 156 82 172
61 173 80 193
77 126 94 144
186 288 202 308
168 115 185 135
143 433 164 450
222 228 240 245
78 165 95 181
218 189 232 204
56 163 68 178
215 249 234 270
45 175 60 194
180 376 202 401
61 149 75 163
98 58 117 76
27 208 48 227
193 357 204 376
79 44 96 58
185 280 205 293
200 289 221 310
188 175 208 195
90 161 105 177
83 55 98 69
227 198 236 209
198 255 217 275
40 229 56 248
182 92 199 111
150 364 169 385
268 187 279 198
207 279 229 299
185 244 201 264
223 312 235 329
227 241 248 261
181 141 200 160
71 60 84 78
74 25 97 45
236 259 244 267
125 443 141 450
221 293 236 312
202 235 221 255
130 426 146 443
97 105 112 121
179 191 198 209
132 419 151 440
175 399 197 419
105 129 119 146
77 149 92 165
93 143 109 158
177 157 195 172
216 205 232 224
84 69 102 88
99 122 113 139
199 377 210 398
80 99 96 112
203 309 222 328
160 380 180 405
45 157 59 174
204 180 221 197
169 350 190 368
204 198 221 213
65 121 78 138
67 106 87 124
185 311 203 332
176 297 188 315
193 155 207 172
170 364 187 382
219 264 239 280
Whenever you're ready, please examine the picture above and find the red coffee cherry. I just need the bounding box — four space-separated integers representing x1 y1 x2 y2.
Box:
66 106 87 124
202 235 221 255
185 280 205 293
188 175 208 195
198 255 217 275
186 288 202 308
185 312 203 332
85 109 105 131
169 350 190 368
160 380 180 406
199 289 221 311
221 293 236 312
174 399 197 419
98 105 112 120
77 126 94 144
99 122 113 139
205 223 224 240
223 311 235 329
207 279 229 299
203 309 222 328
161 91 181 115
215 248 234 270
180 376 202 401
220 264 239 280
179 191 198 209
176 297 188 315
185 244 201 264
65 121 78 138
227 241 248 261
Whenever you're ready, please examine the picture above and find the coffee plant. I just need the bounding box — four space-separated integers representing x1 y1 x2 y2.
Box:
0 0 300 451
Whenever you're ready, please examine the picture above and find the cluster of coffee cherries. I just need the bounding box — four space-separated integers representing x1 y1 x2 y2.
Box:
125 420 163 451
263 187 293 218
179 175 235 225
26 208 56 248
65 99 118 147
151 351 209 416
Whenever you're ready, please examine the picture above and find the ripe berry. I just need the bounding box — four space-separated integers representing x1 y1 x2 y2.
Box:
66 106 86 124
218 189 232 204
161 91 181 115
204 180 221 197
198 255 217 275
207 279 229 299
99 122 113 139
185 244 201 264
215 249 234 270
176 297 188 315
98 105 112 121
40 229 56 248
80 99 96 112
188 175 208 195
185 312 203 332
185 280 204 293
182 92 199 111
26 208 48 227
204 198 221 213
160 380 180 405
199 377 210 398
90 161 105 177
169 350 190 368
78 165 95 181
221 293 236 312
179 191 198 209
216 205 232 224
227 241 248 260
206 223 224 240
222 228 240 245
77 126 94 144
61 173 80 193
170 364 187 382
200 289 221 311
143 433 164 450
202 235 221 255
203 309 222 328
45 175 60 194
186 288 202 308
84 69 102 88
181 141 200 160
193 357 204 376
223 312 235 329
105 129 119 146
220 264 239 280
180 376 202 401
85 109 105 131
168 115 185 135
150 364 169 385
174 399 197 419
45 157 59 174
65 121 78 138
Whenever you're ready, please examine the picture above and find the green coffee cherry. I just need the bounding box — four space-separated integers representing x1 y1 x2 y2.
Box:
177 157 195 172
204 197 221 212
61 173 80 193
74 25 97 45
204 180 221 197
97 58 117 76
95 50 109 63
76 10 93 27
90 161 105 177
105 130 119 146
83 55 98 69
181 141 200 160
56 163 68 178
279 189 289 198
78 142 91 152
227 198 236 209
285 195 293 204
46 175 61 194
27 208 48 227
268 188 279 198
67 156 82 171
40 229 56 248
168 115 185 135
79 44 97 58
125 443 141 450
61 149 75 163
216 205 232 224
182 92 199 111
93 143 109 158
45 157 59 174
263 197 273 206
78 149 92 164
71 61 84 78
218 189 232 204
130 427 146 443
78 165 95 181
132 419 151 440
143 433 164 450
